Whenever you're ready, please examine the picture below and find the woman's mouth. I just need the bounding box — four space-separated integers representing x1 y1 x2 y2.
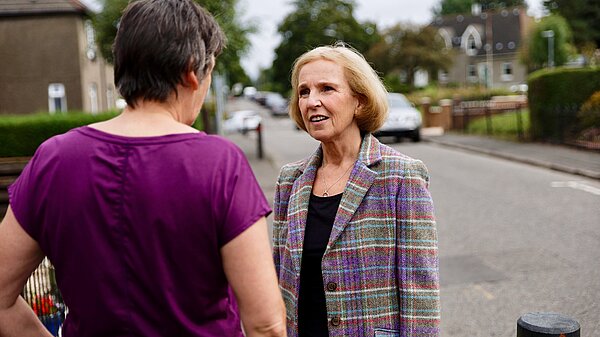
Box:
310 115 328 123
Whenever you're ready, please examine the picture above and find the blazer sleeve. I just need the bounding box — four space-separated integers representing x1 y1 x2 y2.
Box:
395 159 440 336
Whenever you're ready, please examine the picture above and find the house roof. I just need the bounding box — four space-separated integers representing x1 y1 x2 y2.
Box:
0 0 89 17
431 7 527 56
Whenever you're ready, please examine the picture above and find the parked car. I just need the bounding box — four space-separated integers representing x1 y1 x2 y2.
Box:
223 110 261 134
374 93 422 142
254 91 268 106
243 86 257 99
265 92 289 117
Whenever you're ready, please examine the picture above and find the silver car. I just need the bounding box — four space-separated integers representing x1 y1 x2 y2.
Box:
223 110 262 135
374 93 422 142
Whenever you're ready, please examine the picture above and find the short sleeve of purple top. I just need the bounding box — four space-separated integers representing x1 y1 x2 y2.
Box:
8 126 271 337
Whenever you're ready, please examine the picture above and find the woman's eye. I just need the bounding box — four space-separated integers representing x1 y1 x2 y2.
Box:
299 89 309 97
323 86 334 92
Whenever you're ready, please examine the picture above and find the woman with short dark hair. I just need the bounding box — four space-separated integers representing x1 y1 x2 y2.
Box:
0 1 286 336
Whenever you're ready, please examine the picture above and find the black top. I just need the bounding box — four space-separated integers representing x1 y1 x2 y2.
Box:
298 193 343 337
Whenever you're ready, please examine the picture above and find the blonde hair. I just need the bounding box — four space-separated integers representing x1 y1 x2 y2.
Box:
289 43 388 133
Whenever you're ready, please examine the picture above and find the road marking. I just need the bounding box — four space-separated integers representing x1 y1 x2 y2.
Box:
473 284 495 300
551 181 600 196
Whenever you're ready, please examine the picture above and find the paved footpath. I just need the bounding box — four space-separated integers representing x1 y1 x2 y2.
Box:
425 133 600 180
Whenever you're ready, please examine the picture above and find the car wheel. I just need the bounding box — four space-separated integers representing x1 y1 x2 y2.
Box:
411 129 421 142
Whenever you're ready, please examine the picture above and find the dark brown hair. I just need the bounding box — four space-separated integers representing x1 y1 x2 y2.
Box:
113 0 225 107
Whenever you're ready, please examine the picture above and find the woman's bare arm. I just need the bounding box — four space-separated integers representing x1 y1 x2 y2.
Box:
221 217 286 337
0 206 53 337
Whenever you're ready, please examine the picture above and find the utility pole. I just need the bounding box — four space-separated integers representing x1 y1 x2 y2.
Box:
485 7 494 88
541 30 555 68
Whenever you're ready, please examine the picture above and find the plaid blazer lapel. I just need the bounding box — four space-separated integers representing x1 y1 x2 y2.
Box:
327 134 382 249
287 146 323 274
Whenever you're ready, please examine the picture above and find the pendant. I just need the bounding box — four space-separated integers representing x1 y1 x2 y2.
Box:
323 191 329 197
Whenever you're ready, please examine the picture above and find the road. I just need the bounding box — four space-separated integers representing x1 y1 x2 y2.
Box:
224 98 600 337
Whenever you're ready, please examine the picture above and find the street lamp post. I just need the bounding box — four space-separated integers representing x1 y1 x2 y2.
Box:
541 30 555 68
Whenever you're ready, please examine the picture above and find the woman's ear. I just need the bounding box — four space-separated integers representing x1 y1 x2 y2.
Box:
184 70 200 91
355 95 366 116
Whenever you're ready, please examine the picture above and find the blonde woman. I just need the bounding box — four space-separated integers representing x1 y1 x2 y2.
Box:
273 44 440 337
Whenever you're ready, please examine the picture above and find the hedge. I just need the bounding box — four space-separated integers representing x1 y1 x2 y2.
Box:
0 111 120 157
0 110 212 157
528 67 600 141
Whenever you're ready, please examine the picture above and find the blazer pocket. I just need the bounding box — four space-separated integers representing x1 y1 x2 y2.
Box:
374 328 400 337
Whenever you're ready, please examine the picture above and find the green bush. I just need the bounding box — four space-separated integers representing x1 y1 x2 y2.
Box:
528 67 600 141
0 111 118 157
578 91 600 131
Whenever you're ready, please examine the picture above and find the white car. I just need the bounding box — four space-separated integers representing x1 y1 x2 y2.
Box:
223 110 262 134
374 93 422 142
264 92 289 117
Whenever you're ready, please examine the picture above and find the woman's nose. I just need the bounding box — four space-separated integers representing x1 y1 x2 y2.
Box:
307 93 322 108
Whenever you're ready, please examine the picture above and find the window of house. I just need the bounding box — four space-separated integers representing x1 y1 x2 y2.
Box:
89 83 98 114
501 62 514 81
438 69 449 83
467 65 477 83
48 83 67 114
84 20 97 61
462 26 482 56
467 36 477 55
107 85 115 109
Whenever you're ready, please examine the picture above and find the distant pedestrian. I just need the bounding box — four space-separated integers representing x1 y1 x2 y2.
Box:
272 43 440 336
0 0 285 336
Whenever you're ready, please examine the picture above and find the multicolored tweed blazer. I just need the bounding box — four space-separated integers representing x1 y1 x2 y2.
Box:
272 134 440 337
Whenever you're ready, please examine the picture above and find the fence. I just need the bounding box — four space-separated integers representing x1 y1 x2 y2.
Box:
22 258 66 336
452 100 527 140
421 96 528 139
532 104 581 144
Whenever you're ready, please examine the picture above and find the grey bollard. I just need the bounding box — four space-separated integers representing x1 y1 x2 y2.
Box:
256 122 263 160
517 312 580 337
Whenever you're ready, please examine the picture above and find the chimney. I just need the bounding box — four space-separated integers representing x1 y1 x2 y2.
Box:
472 3 482 16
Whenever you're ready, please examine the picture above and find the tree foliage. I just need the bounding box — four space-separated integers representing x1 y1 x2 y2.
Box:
270 0 379 94
367 25 453 90
521 14 574 71
433 0 526 16
543 0 600 50
93 0 254 86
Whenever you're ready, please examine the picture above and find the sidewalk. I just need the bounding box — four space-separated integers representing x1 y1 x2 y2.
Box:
422 132 600 180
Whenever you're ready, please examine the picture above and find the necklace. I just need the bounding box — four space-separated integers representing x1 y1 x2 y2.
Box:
321 162 354 197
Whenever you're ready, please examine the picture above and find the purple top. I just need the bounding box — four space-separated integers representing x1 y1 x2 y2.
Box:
8 126 271 336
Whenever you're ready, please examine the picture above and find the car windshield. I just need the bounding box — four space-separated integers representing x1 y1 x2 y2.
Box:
388 95 412 108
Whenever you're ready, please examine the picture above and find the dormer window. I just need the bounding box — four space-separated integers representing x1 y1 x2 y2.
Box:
437 28 453 50
461 25 482 56
468 36 477 54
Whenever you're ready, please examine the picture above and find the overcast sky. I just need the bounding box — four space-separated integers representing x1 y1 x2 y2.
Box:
81 0 543 80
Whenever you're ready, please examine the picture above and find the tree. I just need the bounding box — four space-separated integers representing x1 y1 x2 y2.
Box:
521 14 575 71
367 25 453 90
433 0 526 16
270 0 379 94
543 0 600 51
93 0 255 86
94 0 128 65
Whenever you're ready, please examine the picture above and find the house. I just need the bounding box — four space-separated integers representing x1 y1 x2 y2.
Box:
430 5 534 89
0 0 115 115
